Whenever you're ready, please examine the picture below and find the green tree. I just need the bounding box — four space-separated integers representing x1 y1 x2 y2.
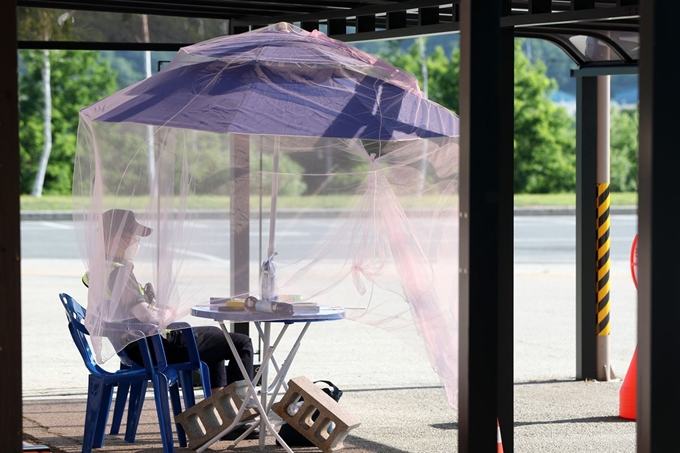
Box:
17 8 78 196
379 39 576 194
522 38 577 94
19 50 118 194
426 46 459 111
512 44 575 193
610 106 638 192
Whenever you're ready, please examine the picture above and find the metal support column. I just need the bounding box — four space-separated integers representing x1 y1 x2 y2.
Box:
0 0 22 450
459 0 513 451
497 25 515 453
575 74 598 380
638 1 680 450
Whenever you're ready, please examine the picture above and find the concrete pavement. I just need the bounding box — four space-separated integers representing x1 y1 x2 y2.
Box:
23 379 636 453
21 260 639 452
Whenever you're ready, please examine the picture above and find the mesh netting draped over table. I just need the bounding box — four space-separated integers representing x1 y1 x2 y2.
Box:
72 22 461 406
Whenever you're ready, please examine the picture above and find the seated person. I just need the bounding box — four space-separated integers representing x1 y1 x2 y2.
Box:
83 209 256 426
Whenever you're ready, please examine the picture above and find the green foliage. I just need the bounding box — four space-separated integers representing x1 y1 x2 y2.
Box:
513 44 576 193
15 33 638 199
19 49 118 194
378 38 459 110
521 39 576 94
610 106 639 192
16 8 76 41
426 46 459 111
17 8 228 45
252 151 308 197
378 38 576 194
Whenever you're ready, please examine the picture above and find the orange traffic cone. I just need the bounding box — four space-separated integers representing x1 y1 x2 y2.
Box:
496 419 504 453
619 346 637 420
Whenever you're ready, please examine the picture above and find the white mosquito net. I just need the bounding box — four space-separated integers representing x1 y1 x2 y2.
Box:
72 22 460 406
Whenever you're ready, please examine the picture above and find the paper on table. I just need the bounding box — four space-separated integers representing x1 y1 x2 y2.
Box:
291 302 320 314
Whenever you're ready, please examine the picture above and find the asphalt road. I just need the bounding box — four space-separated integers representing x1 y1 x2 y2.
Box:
21 214 638 262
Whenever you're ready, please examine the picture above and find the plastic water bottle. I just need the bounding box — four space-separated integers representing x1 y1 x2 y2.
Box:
260 252 278 302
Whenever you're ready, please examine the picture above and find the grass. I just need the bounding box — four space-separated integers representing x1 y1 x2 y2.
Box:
513 192 637 206
21 192 638 211
21 195 75 211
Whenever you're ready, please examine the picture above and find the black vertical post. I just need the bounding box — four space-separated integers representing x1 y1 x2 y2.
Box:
459 1 507 451
230 134 250 336
0 0 22 450
528 0 552 14
638 1 680 451
386 11 407 30
356 16 376 33
230 24 250 35
300 21 319 32
327 19 346 36
495 24 515 453
571 0 595 10
419 7 440 26
575 75 598 379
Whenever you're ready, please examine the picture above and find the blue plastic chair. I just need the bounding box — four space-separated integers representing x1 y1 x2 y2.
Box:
109 324 213 442
77 276 212 441
59 293 210 453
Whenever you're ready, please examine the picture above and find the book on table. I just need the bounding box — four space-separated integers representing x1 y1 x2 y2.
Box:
210 297 246 311
210 294 320 314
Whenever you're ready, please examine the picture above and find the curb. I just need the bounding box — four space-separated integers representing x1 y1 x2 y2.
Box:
20 206 637 221
513 206 637 216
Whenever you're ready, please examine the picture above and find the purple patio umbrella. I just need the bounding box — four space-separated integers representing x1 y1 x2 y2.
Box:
74 22 461 406
85 23 456 140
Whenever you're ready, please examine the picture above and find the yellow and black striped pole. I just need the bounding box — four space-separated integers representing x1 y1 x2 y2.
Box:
597 183 611 336
596 183 612 380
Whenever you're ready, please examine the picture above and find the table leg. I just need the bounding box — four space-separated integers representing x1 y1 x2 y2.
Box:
214 321 295 453
251 323 288 394
259 322 270 450
263 323 311 414
254 322 296 395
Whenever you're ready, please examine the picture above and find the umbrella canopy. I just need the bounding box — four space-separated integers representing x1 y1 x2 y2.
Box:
81 22 456 140
73 22 461 407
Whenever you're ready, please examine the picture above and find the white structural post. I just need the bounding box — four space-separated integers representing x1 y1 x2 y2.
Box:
142 15 155 193
596 73 612 381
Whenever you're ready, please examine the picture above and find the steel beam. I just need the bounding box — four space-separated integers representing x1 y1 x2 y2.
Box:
572 65 638 77
0 0 22 450
529 0 552 14
459 0 513 451
638 1 680 450
575 75 599 380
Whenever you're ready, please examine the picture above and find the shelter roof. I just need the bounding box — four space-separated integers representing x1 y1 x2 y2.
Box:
17 1 639 67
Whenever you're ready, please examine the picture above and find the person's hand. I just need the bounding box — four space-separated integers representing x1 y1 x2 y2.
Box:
160 306 177 324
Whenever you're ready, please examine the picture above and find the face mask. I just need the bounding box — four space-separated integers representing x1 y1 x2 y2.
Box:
124 236 141 261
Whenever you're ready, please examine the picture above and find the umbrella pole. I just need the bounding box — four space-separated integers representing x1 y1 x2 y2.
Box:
267 137 280 257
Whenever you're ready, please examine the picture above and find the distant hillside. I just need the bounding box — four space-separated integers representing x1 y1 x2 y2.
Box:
353 33 637 101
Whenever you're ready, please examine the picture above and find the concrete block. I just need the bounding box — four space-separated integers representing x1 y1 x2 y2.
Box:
272 376 360 452
174 381 257 448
